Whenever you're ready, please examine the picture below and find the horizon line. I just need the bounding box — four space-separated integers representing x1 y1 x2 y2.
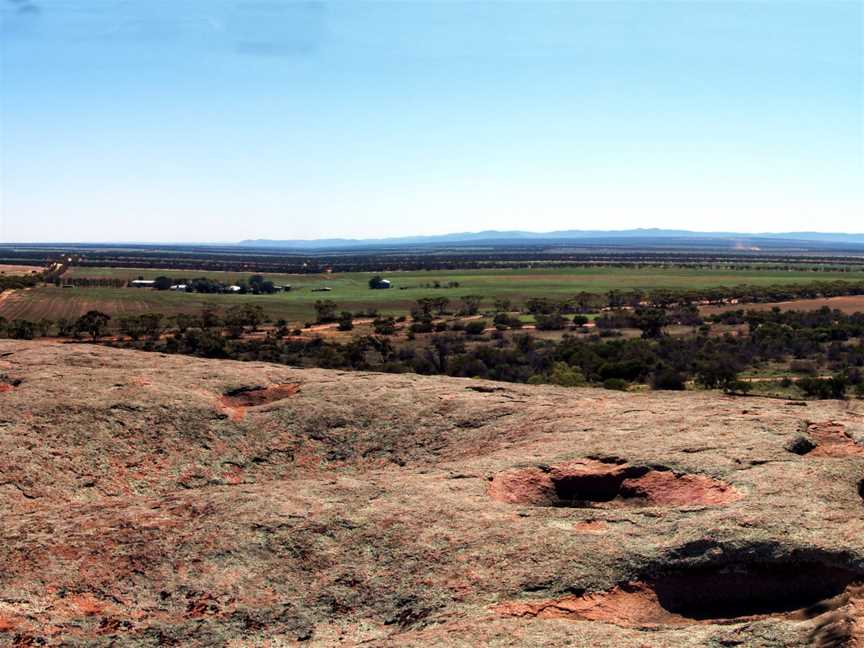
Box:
2 227 864 247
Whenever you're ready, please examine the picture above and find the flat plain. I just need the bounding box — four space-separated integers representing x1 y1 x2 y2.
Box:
5 265 864 323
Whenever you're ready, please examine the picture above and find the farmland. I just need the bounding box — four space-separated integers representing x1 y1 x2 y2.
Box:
701 294 864 316
0 264 42 275
5 264 864 324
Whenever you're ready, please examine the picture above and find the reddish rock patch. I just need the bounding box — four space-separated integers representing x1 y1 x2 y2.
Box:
495 562 863 628
0 383 13 393
573 519 608 534
69 592 108 617
217 383 300 421
806 590 864 648
0 614 17 632
495 582 686 627
184 592 221 618
805 422 864 458
488 459 741 508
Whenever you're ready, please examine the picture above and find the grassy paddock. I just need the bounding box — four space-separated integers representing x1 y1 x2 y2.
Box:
6 265 864 324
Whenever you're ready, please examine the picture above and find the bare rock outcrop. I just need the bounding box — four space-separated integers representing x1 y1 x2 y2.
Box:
1 340 863 646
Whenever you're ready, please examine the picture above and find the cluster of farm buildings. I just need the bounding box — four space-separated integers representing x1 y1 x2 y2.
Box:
127 279 295 293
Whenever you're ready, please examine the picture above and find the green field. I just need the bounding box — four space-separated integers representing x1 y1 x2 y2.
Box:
6 265 864 324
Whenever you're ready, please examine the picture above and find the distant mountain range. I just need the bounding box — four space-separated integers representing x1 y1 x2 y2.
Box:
239 229 864 249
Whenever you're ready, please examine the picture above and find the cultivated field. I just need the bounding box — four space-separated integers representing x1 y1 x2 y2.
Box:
0 264 42 275
701 294 864 316
6 265 864 324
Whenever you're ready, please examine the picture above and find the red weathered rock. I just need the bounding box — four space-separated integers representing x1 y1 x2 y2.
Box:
1 341 863 647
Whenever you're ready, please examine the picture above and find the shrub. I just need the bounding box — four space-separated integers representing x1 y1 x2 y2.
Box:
603 378 629 391
458 295 483 316
314 300 338 324
465 320 487 336
724 380 753 395
9 319 35 340
534 313 567 330
652 369 686 391
75 310 111 341
493 313 523 330
546 362 586 387
790 360 818 375
373 317 396 335
337 312 354 331
797 377 847 400
409 321 433 334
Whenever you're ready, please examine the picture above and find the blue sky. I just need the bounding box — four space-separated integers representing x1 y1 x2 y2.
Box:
1 1 861 242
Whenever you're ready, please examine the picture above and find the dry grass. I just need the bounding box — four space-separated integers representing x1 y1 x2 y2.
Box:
0 264 41 275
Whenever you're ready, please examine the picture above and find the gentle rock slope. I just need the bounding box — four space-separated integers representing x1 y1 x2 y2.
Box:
1 340 863 647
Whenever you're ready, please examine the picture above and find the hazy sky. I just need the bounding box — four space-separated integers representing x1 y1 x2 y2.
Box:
1 1 862 242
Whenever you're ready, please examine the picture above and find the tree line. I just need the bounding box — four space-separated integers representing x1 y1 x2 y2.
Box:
60 303 862 401
129 305 864 400
4 279 864 400
27 246 864 275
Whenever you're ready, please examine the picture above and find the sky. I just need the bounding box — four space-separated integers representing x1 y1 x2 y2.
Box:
0 0 862 243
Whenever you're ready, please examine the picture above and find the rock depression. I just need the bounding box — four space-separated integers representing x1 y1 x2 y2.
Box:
488 458 741 508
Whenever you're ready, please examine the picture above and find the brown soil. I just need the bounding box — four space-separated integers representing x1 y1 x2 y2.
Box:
496 561 863 628
488 459 741 508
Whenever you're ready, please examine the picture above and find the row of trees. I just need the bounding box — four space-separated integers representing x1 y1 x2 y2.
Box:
0 303 269 342
87 302 864 400
5 298 864 399
0 274 42 292
143 274 281 294
6 273 864 400
52 248 864 275
0 311 111 341
133 324 863 400
56 277 126 288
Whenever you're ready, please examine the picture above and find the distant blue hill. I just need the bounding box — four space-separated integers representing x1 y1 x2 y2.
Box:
239 229 864 249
